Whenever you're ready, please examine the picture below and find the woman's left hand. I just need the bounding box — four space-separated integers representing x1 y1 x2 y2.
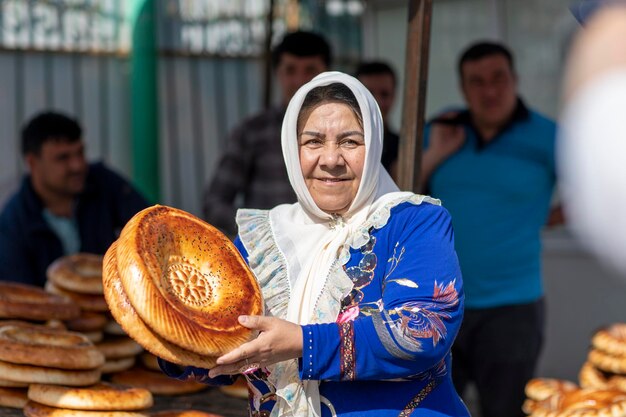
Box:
208 315 303 378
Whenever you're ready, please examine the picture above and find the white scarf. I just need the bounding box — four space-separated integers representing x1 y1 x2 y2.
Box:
247 72 412 416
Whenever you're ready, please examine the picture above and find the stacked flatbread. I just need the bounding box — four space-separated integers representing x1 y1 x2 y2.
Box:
0 282 101 409
24 382 153 417
580 324 626 392
523 322 626 416
102 205 263 370
46 253 144 374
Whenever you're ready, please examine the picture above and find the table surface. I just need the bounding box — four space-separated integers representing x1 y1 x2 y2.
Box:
0 387 249 417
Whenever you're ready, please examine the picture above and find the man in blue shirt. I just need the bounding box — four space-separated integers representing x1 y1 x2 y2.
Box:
0 111 149 286
421 42 563 417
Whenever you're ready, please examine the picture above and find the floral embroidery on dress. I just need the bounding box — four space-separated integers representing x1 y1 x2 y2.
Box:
387 279 460 348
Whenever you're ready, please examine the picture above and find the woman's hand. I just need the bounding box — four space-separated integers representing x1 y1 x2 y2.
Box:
208 315 303 378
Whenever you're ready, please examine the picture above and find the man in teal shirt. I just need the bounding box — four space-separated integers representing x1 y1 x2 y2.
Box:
421 42 563 417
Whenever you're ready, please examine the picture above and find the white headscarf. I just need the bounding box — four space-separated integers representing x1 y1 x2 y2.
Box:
266 71 412 416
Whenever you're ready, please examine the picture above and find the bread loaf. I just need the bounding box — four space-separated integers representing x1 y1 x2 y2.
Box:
103 205 263 362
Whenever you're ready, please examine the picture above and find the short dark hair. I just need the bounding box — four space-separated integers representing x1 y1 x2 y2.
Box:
297 83 362 133
355 61 396 87
272 31 332 69
458 41 515 78
21 111 82 156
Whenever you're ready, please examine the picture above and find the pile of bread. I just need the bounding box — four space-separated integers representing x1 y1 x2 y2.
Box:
46 253 146 375
0 260 212 414
101 205 263 370
45 252 208 396
0 280 152 415
524 323 626 416
0 205 261 413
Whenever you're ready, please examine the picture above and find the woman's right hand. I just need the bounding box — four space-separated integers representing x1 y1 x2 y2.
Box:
208 315 303 378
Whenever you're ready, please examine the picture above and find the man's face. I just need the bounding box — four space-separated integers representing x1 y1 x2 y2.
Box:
460 54 518 128
358 73 396 122
276 53 327 105
27 139 88 198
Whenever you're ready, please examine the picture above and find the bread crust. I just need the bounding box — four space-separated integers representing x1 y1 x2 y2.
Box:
0 282 80 321
112 205 263 356
0 386 28 408
0 320 66 331
580 360 626 392
525 378 578 401
0 325 105 370
525 387 626 417
83 331 104 344
589 348 626 374
102 244 218 369
0 377 28 387
103 321 126 336
45 281 109 312
24 401 150 417
0 359 101 386
138 353 160 372
64 313 108 333
28 382 153 411
593 324 626 357
47 254 104 295
101 356 136 374
96 337 143 359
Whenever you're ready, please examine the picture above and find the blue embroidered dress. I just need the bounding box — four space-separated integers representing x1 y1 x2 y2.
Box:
160 197 469 416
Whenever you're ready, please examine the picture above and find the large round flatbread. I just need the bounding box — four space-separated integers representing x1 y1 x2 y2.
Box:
64 313 108 333
28 382 153 411
0 386 28 408
102 246 220 369
101 356 136 374
45 281 109 312
96 337 142 359
24 401 149 417
0 359 101 386
0 325 104 370
0 282 79 321
592 324 626 357
47 253 104 295
0 377 28 387
103 205 263 358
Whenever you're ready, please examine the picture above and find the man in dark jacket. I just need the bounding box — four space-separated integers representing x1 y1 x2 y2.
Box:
0 111 149 286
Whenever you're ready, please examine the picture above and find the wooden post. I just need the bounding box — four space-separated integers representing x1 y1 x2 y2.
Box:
397 0 433 192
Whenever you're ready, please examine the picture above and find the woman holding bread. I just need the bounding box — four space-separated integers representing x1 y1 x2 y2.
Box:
160 72 469 416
